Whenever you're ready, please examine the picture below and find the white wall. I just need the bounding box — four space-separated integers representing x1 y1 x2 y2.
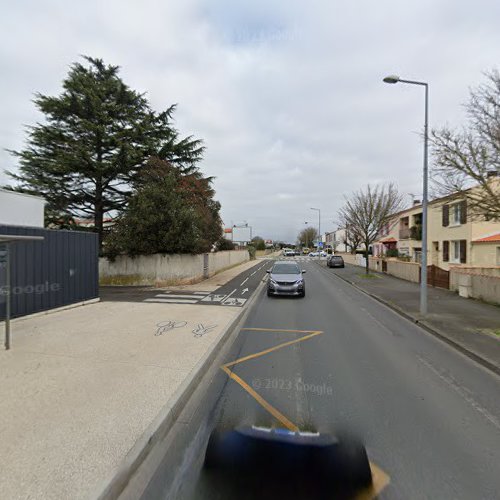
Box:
99 250 250 286
0 189 45 228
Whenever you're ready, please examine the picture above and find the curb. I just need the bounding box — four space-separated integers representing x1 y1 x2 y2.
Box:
95 279 266 500
328 265 500 378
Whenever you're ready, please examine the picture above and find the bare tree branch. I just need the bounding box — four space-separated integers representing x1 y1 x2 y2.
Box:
430 69 500 220
338 183 404 274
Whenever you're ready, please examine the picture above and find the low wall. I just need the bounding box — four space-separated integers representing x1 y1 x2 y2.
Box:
386 259 421 283
337 253 420 282
450 267 500 305
207 250 249 275
338 253 500 305
99 250 249 286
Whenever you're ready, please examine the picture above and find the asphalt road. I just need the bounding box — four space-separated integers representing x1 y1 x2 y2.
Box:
148 259 500 499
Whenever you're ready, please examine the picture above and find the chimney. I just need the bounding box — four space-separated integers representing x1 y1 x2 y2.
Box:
487 170 498 178
413 199 421 206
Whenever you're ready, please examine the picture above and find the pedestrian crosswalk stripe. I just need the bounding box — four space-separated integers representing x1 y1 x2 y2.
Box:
155 293 205 299
144 298 198 304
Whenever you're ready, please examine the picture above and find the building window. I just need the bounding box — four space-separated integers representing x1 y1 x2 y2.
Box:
450 239 467 264
497 247 500 266
449 200 467 226
450 203 461 226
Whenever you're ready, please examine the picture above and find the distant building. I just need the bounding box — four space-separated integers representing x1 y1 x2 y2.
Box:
324 228 349 253
0 188 46 228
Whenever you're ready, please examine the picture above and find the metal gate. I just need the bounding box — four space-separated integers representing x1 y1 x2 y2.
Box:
427 265 450 289
0 225 98 319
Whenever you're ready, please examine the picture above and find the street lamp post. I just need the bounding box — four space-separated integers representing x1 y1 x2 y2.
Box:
383 74 429 316
304 221 309 249
310 208 321 259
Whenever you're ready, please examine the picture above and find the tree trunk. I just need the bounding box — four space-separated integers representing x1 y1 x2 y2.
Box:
95 180 104 252
365 241 369 275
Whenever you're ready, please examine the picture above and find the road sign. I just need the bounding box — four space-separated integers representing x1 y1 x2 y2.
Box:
317 242 323 248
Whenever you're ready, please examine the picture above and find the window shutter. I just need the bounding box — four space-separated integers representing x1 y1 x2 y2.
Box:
443 241 449 262
460 240 467 263
460 200 467 224
442 204 449 227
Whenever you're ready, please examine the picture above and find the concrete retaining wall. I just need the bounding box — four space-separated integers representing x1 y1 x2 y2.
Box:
99 250 249 286
450 267 500 305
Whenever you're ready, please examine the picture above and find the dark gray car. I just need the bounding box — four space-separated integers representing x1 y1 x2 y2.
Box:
327 255 345 268
266 261 306 297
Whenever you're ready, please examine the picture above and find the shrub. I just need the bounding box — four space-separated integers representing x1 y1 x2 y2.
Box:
247 245 256 260
217 238 234 251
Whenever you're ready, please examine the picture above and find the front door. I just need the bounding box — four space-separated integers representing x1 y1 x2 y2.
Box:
432 241 439 266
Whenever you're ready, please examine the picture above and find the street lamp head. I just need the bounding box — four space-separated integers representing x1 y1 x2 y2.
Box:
383 75 400 84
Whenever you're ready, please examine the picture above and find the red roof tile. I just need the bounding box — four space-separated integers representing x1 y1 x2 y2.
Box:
473 233 500 243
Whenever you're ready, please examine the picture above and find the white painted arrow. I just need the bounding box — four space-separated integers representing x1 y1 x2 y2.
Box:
241 288 249 294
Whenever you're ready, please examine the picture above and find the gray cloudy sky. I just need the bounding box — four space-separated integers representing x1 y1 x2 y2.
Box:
1 0 499 242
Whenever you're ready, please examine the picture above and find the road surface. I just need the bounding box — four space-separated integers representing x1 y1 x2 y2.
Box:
144 259 500 499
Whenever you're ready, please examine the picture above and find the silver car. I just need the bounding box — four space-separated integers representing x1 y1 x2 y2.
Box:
266 261 306 297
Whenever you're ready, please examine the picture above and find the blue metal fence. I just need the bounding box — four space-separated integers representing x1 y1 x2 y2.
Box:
0 225 98 319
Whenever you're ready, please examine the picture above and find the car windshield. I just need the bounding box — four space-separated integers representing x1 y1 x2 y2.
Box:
272 263 300 274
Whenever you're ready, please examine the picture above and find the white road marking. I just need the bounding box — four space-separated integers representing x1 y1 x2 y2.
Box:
250 271 257 276
200 294 227 302
223 289 237 301
241 288 249 294
193 291 209 295
240 277 249 286
144 298 198 304
155 294 205 299
222 297 247 306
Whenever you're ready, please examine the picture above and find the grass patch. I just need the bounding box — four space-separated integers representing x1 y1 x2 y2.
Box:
478 328 500 338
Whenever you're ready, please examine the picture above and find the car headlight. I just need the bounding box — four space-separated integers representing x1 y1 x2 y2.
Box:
270 279 277 285
295 279 303 284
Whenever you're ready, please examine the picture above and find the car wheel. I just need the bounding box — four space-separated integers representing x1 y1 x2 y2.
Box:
300 290 305 297
267 290 272 297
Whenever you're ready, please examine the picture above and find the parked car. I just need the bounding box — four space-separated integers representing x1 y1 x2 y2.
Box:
302 247 310 255
319 251 328 257
327 255 345 268
283 249 295 257
308 251 319 257
266 261 306 297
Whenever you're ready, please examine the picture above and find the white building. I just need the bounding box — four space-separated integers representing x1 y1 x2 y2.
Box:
0 188 46 228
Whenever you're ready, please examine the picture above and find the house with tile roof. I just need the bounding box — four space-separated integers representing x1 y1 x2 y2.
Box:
373 178 500 269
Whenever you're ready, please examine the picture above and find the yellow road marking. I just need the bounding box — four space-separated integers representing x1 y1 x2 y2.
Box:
220 326 390 498
221 366 299 431
357 462 391 499
223 331 322 368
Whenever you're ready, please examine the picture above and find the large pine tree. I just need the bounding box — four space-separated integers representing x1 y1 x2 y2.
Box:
8 56 204 249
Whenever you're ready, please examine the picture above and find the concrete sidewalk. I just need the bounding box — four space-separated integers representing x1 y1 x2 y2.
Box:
324 262 500 373
0 259 264 500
